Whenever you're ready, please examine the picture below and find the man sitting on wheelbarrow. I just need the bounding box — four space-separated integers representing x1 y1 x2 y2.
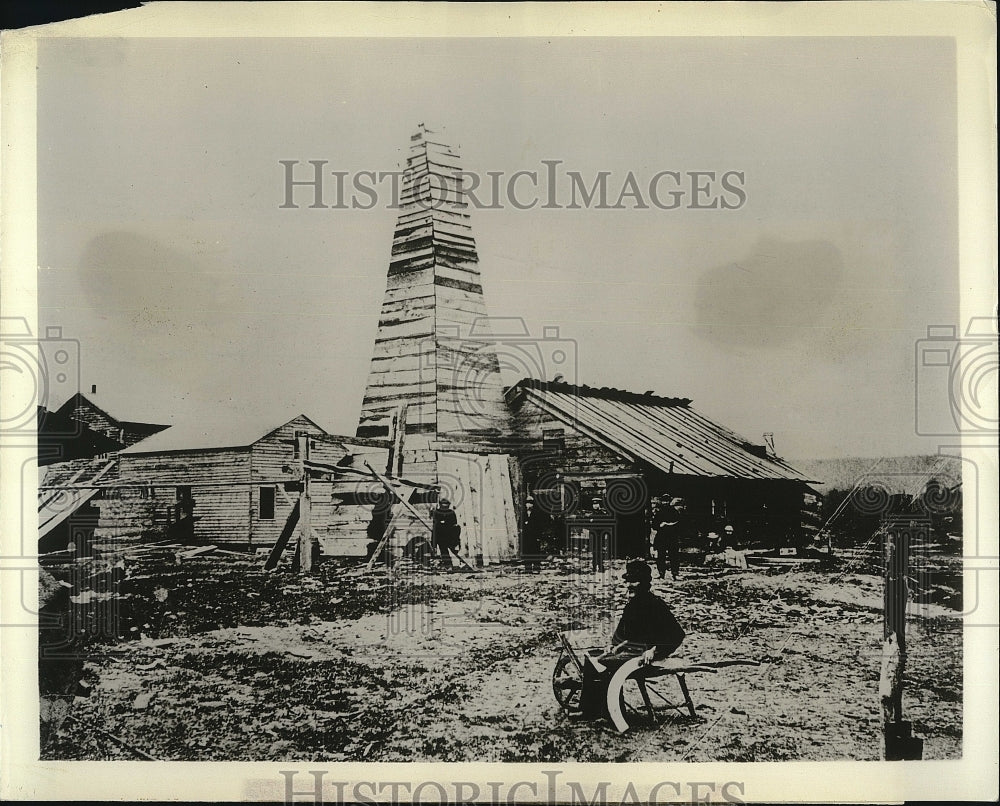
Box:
578 559 686 719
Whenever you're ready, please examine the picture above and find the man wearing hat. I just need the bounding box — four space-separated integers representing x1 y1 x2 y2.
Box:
578 558 686 718
652 497 687 580
431 497 461 567
584 495 611 573
522 495 553 571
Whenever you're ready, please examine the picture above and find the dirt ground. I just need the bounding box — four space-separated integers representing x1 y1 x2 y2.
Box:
42 550 963 762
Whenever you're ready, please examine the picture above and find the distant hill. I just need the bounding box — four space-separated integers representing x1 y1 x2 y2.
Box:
789 455 963 495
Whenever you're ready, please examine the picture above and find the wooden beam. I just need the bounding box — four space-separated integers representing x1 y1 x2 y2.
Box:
263 499 300 571
881 519 922 759
363 461 432 531
384 408 399 475
297 432 315 573
446 544 478 572
364 487 415 570
302 460 439 491
392 404 408 477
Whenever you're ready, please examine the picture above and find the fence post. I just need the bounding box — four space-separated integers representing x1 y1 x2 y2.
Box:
881 517 924 760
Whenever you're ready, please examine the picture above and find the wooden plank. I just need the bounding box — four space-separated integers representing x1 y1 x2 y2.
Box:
297 432 315 573
497 455 519 558
178 545 217 559
509 454 525 556
364 487 416 570
263 499 300 571
465 454 488 565
362 462 432 531
439 452 476 565
481 455 501 564
392 405 407 477
485 454 515 563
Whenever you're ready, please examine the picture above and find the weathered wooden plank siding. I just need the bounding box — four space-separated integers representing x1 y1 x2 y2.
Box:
356 125 510 448
115 449 252 547
438 451 518 564
250 419 385 554
510 396 638 484
67 399 121 442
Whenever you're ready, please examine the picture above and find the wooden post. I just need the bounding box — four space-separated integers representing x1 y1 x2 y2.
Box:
385 408 399 476
247 488 254 552
880 518 924 760
297 432 316 573
392 404 407 477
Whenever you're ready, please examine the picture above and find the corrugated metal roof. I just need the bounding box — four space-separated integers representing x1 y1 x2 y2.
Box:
514 382 810 482
120 413 328 455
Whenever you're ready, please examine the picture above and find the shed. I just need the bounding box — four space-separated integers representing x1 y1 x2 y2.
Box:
506 379 816 555
100 413 389 555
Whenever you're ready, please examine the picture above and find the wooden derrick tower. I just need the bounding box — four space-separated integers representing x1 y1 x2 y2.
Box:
356 124 511 482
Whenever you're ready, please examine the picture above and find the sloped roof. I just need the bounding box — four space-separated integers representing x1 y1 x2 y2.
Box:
120 412 329 455
36 405 123 465
55 393 170 433
38 456 116 539
507 378 811 482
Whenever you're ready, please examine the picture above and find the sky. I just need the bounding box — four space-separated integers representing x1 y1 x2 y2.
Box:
36 35 961 460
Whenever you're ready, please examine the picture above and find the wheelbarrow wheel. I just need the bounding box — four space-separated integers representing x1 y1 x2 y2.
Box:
552 653 583 712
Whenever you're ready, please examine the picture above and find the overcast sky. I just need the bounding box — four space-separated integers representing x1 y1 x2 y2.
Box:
37 36 959 460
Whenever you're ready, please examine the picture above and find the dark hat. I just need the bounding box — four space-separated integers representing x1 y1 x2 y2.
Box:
439 498 451 507
622 559 653 583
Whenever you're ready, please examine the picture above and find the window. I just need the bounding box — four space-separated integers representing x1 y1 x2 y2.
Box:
542 427 565 452
259 486 275 520
176 485 192 501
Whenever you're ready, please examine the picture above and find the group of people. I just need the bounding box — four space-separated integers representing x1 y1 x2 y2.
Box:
424 492 740 580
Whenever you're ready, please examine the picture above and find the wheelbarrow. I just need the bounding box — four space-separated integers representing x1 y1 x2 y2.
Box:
553 629 760 732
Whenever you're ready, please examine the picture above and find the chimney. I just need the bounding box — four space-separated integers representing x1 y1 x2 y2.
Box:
763 432 776 457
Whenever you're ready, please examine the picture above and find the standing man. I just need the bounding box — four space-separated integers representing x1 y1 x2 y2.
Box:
522 495 552 571
585 496 611 573
578 559 686 718
653 497 688 580
431 497 461 567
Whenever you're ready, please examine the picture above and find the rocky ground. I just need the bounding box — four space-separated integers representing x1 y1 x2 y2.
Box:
41 548 963 762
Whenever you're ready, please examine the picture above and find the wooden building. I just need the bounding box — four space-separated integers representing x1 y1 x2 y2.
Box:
506 378 815 556
38 395 169 553
97 414 389 556
38 393 169 466
68 127 816 567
